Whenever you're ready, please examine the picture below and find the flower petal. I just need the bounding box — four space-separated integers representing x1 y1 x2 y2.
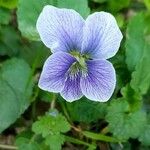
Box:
61 73 83 102
38 52 76 93
80 60 116 102
37 5 84 53
81 12 123 59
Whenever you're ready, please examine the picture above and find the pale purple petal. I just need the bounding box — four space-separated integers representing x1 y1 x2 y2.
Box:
38 52 76 93
61 73 83 102
81 12 123 59
80 60 116 102
36 5 84 53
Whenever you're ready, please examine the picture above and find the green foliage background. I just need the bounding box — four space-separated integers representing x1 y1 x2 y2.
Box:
0 0 150 149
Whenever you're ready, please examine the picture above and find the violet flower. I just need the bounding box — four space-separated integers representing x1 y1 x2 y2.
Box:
37 5 123 102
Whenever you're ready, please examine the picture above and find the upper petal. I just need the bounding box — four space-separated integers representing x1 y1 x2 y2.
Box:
38 52 76 93
81 12 123 59
37 5 84 53
80 60 116 102
60 72 83 102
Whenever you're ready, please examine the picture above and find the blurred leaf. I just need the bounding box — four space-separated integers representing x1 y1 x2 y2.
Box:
0 26 49 67
17 0 53 41
126 13 150 95
65 135 96 148
16 137 41 150
16 137 29 145
39 90 54 103
45 134 65 150
0 0 18 9
65 98 107 123
108 0 130 12
110 142 131 150
131 42 150 94
0 26 20 56
126 13 146 71
144 0 150 10
0 79 20 132
139 146 150 150
110 49 130 93
0 8 11 25
32 110 70 137
115 14 124 28
1 58 33 104
82 131 121 142
17 0 90 41
57 0 90 18
18 41 50 68
92 0 107 3
0 58 33 133
16 130 33 139
121 84 142 111
106 99 146 140
139 125 150 146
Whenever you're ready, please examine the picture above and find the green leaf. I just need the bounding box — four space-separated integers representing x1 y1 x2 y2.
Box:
17 0 90 41
115 14 125 28
0 0 18 9
65 98 107 123
57 0 90 18
0 79 19 132
121 84 142 111
106 99 147 140
16 137 41 150
65 135 96 148
1 58 33 105
18 41 50 68
126 13 146 71
17 0 52 41
108 0 131 12
0 8 11 25
16 130 33 140
45 134 65 150
32 110 70 137
130 42 150 94
92 0 107 3
82 131 121 143
39 90 54 103
144 0 150 10
126 13 150 95
32 110 70 150
16 0 40 40
0 26 20 56
139 125 150 146
139 146 150 150
0 58 33 133
110 142 131 150
110 48 130 95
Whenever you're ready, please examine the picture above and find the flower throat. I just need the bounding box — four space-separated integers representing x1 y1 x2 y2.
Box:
68 51 90 77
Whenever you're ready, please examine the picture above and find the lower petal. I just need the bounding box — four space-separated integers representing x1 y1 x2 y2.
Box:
80 60 116 102
38 52 76 93
60 73 83 102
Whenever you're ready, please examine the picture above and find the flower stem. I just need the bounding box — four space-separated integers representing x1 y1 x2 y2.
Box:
71 125 82 132
64 135 96 148
50 93 56 109
59 100 73 124
0 144 17 150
